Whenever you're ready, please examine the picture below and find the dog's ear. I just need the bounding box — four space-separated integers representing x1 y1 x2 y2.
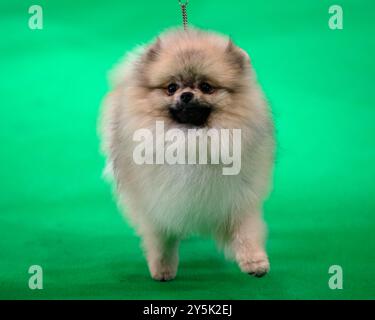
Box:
146 38 162 62
226 39 251 70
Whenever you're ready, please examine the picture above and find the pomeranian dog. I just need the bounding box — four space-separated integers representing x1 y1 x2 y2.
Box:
100 28 275 281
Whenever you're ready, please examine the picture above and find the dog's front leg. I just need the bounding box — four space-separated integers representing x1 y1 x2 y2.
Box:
141 225 180 281
231 209 270 277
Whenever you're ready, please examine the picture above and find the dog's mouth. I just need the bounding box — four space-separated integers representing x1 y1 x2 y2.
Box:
168 103 212 127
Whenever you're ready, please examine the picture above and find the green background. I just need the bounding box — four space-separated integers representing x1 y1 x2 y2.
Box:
0 0 374 299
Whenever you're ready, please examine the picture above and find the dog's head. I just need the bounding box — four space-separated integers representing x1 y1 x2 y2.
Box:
129 29 253 129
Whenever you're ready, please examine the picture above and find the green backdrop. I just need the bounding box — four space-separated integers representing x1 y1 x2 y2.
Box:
0 0 374 299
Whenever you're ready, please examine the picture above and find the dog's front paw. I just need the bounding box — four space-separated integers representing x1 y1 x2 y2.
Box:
151 267 177 282
237 252 270 277
149 260 177 282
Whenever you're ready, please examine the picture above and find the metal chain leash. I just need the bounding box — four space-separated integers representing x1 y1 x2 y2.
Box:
178 0 189 30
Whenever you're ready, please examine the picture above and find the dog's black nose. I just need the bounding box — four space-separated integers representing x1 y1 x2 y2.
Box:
180 92 194 104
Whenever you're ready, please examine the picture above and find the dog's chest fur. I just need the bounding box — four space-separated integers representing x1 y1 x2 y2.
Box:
120 161 255 236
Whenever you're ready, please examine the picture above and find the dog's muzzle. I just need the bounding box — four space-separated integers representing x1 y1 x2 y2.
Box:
169 102 212 126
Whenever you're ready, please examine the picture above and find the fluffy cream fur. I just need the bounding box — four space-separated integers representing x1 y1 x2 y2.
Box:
100 28 275 281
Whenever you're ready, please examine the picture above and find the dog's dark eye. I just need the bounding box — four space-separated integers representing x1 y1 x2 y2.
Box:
167 83 179 95
199 82 214 94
